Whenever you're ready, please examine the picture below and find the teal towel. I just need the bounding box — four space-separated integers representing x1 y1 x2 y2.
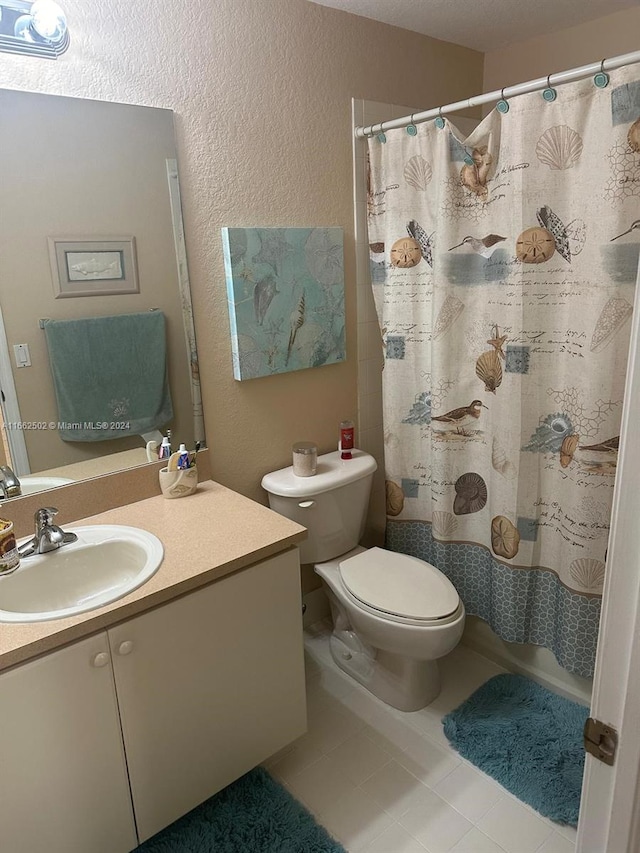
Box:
43 312 173 442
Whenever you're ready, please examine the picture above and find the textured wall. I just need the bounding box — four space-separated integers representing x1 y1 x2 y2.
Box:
484 7 640 92
0 0 482 502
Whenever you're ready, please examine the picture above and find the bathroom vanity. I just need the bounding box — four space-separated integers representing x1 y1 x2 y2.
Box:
0 481 308 853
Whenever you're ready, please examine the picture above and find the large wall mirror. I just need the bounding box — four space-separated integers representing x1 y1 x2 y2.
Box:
0 89 204 498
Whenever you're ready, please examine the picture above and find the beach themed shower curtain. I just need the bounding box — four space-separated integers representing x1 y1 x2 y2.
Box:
366 67 640 676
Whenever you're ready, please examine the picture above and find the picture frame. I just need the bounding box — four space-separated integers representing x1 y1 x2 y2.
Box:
47 236 139 298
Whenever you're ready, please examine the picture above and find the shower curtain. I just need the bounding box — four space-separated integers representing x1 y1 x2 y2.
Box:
366 67 640 676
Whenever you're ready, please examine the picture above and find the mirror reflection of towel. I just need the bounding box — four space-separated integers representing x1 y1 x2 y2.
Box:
43 311 173 442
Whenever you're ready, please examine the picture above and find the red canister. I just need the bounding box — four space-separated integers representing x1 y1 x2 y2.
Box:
340 420 354 460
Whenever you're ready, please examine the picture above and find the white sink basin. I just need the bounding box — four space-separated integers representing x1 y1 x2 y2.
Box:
18 476 75 496
0 525 163 623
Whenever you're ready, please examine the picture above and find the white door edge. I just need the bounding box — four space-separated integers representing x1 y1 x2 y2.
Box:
577 262 640 853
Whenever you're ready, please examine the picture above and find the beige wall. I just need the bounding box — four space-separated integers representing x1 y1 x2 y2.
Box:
0 0 483 503
0 91 193 472
484 7 640 91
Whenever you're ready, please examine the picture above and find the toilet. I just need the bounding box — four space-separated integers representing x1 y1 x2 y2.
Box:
261 449 465 711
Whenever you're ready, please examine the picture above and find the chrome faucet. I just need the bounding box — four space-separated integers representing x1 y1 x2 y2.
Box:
0 466 21 498
17 507 78 558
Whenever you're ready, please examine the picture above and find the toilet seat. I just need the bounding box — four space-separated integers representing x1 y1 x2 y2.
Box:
339 547 459 622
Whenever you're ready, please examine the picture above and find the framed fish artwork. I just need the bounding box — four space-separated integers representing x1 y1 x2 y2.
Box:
221 227 345 380
48 235 139 298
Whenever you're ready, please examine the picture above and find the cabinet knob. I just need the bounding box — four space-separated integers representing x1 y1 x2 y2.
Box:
117 640 134 656
91 652 110 668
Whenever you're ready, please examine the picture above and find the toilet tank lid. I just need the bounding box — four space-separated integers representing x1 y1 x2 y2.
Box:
261 449 377 498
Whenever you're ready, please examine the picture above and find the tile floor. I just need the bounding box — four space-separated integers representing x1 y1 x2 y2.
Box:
266 620 579 853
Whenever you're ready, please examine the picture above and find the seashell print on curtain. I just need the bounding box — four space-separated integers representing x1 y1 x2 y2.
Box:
366 67 640 676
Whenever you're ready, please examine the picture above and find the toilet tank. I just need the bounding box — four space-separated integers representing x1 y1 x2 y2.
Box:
261 450 377 564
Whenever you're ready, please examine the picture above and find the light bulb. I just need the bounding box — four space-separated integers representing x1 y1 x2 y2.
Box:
14 15 35 41
30 0 67 43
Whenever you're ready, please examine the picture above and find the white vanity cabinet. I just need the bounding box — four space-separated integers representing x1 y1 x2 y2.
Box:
109 547 307 842
0 547 306 852
0 632 138 853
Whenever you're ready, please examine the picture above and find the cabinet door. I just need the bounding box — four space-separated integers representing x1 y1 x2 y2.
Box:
0 633 137 853
109 548 307 842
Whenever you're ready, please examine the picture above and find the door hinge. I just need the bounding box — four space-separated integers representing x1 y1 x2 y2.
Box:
583 717 618 766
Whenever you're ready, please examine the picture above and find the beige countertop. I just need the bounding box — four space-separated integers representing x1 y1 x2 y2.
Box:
39 447 150 480
0 480 306 672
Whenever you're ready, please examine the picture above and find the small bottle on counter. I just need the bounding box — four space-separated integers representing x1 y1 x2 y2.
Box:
292 442 317 477
340 420 354 460
158 435 172 460
177 443 190 469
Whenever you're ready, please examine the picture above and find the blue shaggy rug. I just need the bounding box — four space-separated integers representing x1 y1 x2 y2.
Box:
135 767 345 852
443 673 589 826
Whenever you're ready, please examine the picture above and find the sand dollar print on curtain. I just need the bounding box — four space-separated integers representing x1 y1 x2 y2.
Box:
367 67 640 676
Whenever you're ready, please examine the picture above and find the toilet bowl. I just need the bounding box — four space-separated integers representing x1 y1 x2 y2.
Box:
316 546 465 711
261 449 465 711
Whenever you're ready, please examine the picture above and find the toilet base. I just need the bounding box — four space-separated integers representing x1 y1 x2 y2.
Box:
328 624 442 712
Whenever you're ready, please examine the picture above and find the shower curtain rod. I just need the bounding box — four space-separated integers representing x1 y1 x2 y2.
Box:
355 49 640 138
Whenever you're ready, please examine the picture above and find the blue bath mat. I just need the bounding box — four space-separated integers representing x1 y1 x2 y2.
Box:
443 673 589 825
135 767 345 852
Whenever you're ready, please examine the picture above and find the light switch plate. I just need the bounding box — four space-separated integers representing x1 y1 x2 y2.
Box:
13 343 31 368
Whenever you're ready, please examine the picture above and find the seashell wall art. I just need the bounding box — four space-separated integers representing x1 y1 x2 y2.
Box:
535 125 584 170
222 227 345 380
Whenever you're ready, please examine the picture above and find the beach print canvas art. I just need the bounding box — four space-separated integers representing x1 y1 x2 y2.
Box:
222 227 345 380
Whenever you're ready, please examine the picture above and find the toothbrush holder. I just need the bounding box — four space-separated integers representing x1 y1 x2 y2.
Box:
159 465 198 499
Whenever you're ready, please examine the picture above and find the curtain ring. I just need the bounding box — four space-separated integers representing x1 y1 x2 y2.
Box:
435 106 445 129
377 121 387 143
497 87 509 114
542 74 557 102
407 114 418 136
594 58 610 89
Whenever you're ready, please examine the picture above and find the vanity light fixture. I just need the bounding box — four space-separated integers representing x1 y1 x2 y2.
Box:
0 0 69 58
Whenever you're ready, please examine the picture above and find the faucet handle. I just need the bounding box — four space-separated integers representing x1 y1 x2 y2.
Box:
34 506 59 527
